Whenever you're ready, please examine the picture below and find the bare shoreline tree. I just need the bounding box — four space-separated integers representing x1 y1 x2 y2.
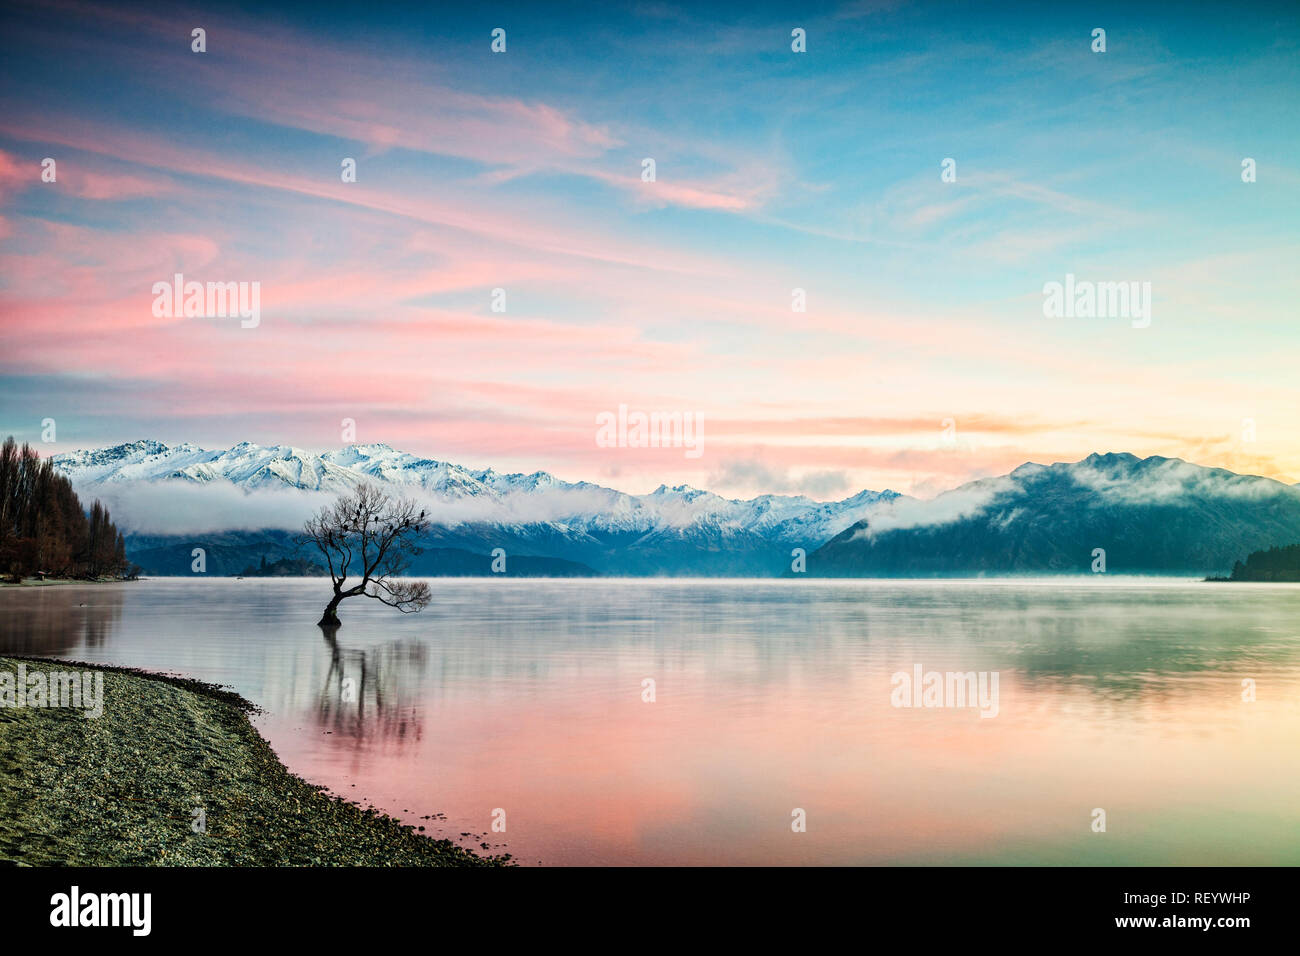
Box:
302 483 432 627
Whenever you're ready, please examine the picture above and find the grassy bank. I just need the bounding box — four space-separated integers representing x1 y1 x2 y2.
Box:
0 656 510 866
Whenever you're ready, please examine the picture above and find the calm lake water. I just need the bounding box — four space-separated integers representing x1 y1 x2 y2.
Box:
3 577 1299 865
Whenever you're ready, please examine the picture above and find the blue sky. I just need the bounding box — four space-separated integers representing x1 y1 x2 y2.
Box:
1 0 1297 496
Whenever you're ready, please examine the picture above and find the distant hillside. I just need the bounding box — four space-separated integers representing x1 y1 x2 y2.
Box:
1209 543 1300 582
809 453 1300 577
406 547 598 577
237 555 327 577
129 533 598 578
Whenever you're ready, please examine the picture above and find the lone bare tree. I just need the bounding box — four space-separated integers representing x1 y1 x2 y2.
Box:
303 483 432 627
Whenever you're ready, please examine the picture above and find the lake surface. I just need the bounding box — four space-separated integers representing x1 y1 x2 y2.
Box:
3 577 1299 865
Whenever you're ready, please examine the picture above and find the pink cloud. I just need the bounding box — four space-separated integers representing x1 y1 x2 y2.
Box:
9 0 776 216
0 115 731 278
0 149 29 202
0 147 174 202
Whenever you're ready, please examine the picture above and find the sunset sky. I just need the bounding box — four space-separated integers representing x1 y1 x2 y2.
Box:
1 0 1297 498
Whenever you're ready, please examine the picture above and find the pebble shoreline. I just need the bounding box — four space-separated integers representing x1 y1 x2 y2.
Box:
0 656 511 866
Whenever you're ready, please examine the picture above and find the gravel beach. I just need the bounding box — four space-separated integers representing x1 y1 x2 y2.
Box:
0 656 511 866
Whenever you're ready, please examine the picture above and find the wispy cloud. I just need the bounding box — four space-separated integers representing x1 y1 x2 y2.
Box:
3 0 1298 497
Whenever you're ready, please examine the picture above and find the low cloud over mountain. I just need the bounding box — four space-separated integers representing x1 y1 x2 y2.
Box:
52 443 1300 577
52 440 901 575
811 453 1300 577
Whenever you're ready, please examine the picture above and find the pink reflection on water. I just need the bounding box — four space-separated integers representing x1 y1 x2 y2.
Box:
258 659 1300 865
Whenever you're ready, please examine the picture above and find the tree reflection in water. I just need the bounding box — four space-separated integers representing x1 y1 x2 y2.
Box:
0 585 125 656
316 626 426 747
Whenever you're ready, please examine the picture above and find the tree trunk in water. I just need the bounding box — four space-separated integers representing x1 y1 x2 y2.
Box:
318 594 343 627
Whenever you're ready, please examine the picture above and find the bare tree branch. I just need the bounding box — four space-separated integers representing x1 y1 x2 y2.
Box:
302 483 430 626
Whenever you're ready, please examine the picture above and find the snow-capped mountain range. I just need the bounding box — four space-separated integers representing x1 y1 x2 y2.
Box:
50 442 1300 577
50 440 902 574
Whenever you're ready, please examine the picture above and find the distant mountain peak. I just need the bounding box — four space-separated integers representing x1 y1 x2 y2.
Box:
652 483 707 496
811 452 1300 577
49 439 900 552
1081 451 1140 465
